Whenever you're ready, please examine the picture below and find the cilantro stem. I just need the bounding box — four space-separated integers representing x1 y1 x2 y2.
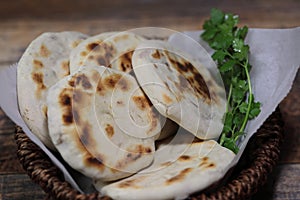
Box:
231 124 237 136
220 133 225 145
226 84 233 113
239 59 252 133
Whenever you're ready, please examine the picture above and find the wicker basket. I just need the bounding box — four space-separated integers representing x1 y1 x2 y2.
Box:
15 108 284 200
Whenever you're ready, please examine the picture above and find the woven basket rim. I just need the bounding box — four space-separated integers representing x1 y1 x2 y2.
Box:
15 108 284 200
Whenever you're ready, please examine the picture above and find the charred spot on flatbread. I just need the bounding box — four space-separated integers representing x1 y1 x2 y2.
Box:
178 155 191 161
31 72 46 98
96 80 106 95
165 168 193 185
151 50 161 59
162 93 173 104
61 60 70 75
119 51 134 72
104 73 122 88
82 40 117 67
39 44 51 57
117 77 131 91
132 95 150 111
105 124 115 138
116 144 153 170
147 108 159 134
84 155 105 171
164 51 211 102
72 40 82 48
62 109 73 125
59 90 72 106
87 42 100 51
75 74 92 89
97 56 107 66
58 89 74 125
33 60 44 69
80 51 87 57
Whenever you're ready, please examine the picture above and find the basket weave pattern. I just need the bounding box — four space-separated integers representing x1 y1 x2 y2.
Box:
15 109 283 200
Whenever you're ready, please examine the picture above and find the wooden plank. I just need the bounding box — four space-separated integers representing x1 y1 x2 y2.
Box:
0 17 201 65
0 107 24 174
0 0 299 21
0 174 46 200
273 164 300 199
254 164 300 200
0 0 299 64
279 69 300 164
0 108 14 135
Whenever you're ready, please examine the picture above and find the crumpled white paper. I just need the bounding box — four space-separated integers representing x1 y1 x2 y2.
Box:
0 27 299 193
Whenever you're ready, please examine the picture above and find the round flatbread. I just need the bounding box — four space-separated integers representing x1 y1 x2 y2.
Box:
17 31 88 149
132 40 226 140
69 32 144 73
97 131 235 200
47 66 163 181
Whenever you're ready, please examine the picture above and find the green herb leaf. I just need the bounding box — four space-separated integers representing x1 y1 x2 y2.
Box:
210 8 224 25
212 50 226 62
210 33 233 50
222 137 239 154
201 8 261 154
233 112 245 127
235 26 248 39
232 80 247 103
249 101 261 119
239 102 248 113
224 13 239 28
201 28 218 41
223 112 233 130
219 59 236 72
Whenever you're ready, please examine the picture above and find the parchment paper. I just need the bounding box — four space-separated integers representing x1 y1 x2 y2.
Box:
0 27 299 193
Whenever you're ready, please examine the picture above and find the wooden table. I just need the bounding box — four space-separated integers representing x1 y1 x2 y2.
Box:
0 0 299 199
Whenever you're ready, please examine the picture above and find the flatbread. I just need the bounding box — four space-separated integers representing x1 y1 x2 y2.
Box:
17 31 88 149
47 66 163 181
132 40 226 140
69 32 144 73
97 131 235 200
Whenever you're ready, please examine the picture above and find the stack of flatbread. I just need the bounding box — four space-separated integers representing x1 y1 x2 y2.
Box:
17 31 235 199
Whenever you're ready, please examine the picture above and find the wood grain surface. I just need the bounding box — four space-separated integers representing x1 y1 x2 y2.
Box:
0 0 299 199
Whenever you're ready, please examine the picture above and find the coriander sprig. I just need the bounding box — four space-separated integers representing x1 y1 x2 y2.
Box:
201 8 261 153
